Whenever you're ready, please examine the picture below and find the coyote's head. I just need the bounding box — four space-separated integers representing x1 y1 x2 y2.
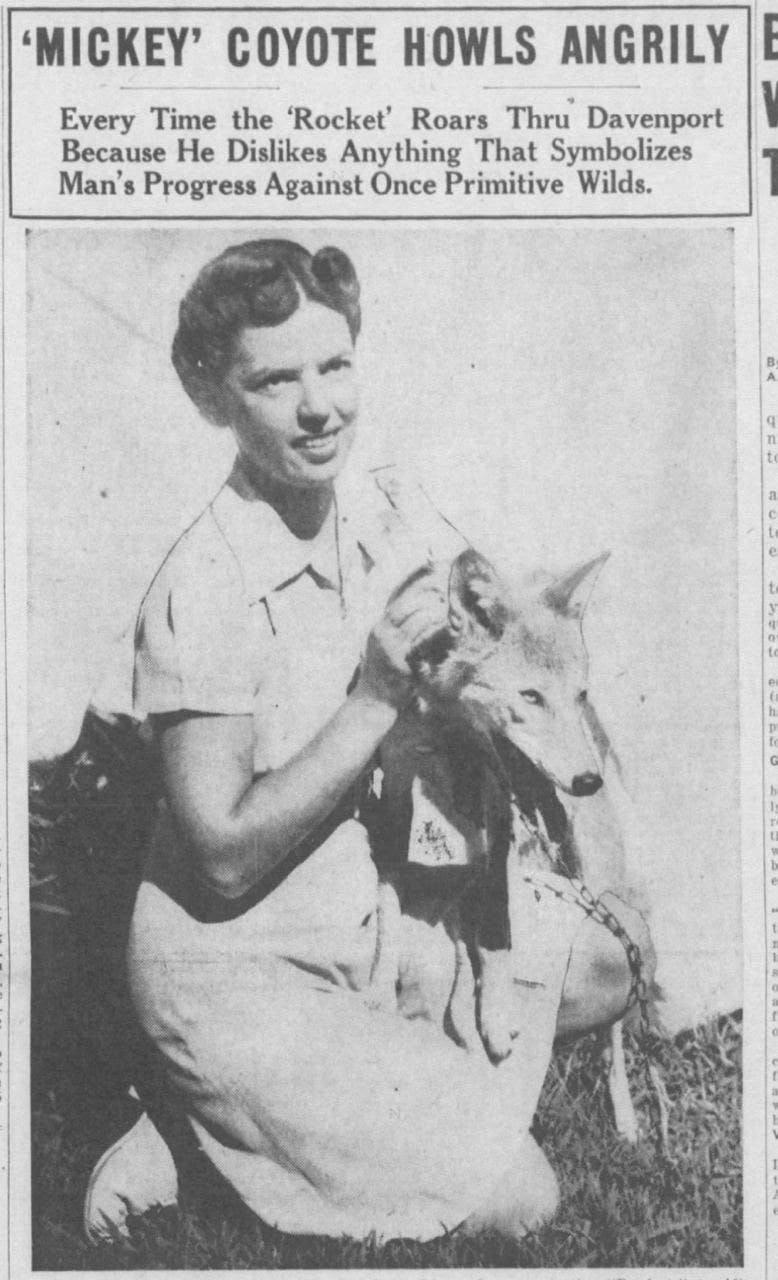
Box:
411 548 610 797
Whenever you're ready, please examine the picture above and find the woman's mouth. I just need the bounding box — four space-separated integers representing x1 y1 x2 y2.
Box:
293 429 341 460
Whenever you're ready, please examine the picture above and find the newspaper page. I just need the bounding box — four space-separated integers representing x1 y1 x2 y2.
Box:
0 0 770 1273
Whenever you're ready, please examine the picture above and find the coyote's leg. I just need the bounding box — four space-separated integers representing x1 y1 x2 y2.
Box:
605 1019 639 1143
475 837 519 1062
366 879 402 1012
445 932 481 1053
477 946 518 1063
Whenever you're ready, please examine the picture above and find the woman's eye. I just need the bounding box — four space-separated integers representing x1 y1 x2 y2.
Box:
257 372 295 392
520 689 545 707
577 689 589 705
323 356 353 375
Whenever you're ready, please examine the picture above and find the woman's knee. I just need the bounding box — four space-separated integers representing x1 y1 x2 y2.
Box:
462 1141 559 1241
517 1144 560 1232
558 897 655 1038
598 894 656 989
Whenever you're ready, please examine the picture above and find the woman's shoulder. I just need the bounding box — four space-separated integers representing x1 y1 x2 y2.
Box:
141 492 246 616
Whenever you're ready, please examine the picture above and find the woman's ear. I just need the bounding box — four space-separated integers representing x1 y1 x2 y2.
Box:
448 549 508 638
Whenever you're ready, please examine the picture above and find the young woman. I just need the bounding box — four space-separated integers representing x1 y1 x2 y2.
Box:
86 238 654 1244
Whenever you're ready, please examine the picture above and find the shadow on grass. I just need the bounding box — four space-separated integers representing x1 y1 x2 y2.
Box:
30 714 743 1270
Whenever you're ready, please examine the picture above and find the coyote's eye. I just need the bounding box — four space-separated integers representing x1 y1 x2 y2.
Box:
520 689 545 707
577 690 589 705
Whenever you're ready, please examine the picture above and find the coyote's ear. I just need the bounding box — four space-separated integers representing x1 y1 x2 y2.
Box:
448 549 508 638
542 551 610 620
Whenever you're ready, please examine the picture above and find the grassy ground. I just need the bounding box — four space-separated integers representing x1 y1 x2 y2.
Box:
29 716 743 1270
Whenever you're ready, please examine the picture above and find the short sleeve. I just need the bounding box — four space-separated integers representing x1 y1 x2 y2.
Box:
133 528 256 718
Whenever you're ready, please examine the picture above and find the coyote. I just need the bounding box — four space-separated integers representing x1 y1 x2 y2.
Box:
370 547 646 1141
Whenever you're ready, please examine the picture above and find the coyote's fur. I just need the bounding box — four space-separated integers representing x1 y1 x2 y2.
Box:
369 547 646 1142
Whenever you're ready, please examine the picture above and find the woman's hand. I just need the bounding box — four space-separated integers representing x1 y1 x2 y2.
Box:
354 574 446 710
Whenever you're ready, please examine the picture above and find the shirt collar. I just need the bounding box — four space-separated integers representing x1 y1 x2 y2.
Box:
209 454 390 603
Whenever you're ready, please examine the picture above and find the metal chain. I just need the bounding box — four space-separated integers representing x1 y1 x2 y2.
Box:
521 867 676 1173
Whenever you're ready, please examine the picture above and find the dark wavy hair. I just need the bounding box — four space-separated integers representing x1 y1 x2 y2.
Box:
172 239 361 426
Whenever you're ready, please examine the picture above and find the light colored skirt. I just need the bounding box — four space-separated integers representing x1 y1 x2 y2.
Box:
127 820 582 1242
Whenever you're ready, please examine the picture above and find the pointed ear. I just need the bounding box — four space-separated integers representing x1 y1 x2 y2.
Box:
542 552 610 620
448 549 508 638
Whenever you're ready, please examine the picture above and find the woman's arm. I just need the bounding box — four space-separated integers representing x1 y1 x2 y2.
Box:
157 577 444 900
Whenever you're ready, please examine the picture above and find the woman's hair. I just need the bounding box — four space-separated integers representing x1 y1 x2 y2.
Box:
172 239 361 426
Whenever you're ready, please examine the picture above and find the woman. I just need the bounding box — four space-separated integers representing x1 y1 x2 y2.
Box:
86 238 653 1244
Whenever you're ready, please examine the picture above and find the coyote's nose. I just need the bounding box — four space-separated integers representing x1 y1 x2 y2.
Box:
570 771 603 797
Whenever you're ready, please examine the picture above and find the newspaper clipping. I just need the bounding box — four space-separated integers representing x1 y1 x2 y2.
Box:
1 0 772 1273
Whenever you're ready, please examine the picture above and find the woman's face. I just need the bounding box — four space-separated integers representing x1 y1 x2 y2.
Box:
220 301 358 492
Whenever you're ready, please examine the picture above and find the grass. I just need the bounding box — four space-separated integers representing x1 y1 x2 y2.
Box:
29 714 743 1270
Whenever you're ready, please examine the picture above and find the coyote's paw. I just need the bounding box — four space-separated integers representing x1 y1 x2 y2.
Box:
612 1095 640 1144
478 1001 520 1062
478 950 519 1062
364 976 398 1014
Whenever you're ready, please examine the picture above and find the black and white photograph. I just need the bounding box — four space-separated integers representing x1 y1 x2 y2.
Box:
25 225 742 1268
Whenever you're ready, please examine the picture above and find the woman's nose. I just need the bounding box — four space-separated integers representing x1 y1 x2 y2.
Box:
298 372 331 430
